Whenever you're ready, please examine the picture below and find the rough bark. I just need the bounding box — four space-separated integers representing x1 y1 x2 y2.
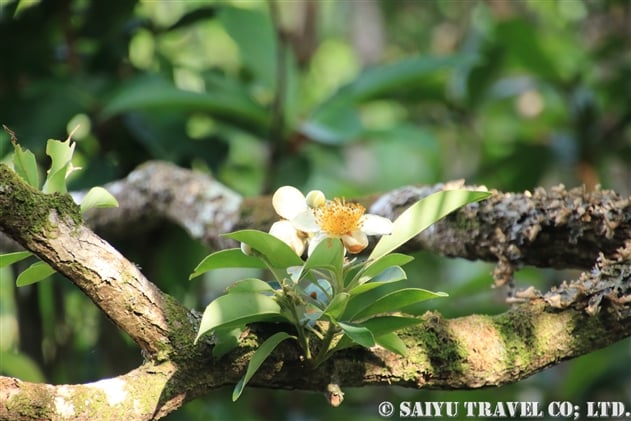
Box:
1 162 630 420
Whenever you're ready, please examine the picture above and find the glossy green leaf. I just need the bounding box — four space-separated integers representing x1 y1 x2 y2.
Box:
227 278 275 294
80 186 119 212
101 76 269 136
369 189 491 261
348 266 407 296
0 251 32 268
16 261 56 287
195 292 283 343
300 237 344 279
189 248 267 279
375 332 407 356
232 331 295 401
349 288 447 321
338 322 375 348
12 143 39 189
323 292 350 320
224 230 304 269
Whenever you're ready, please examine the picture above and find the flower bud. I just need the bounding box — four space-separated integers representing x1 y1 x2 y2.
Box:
306 190 325 208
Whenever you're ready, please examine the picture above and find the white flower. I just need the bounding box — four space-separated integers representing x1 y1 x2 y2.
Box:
270 186 393 256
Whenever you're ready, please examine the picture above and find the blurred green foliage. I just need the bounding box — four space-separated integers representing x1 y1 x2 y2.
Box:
0 0 629 420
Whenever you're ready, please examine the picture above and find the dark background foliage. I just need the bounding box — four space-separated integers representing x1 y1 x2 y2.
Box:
0 0 629 419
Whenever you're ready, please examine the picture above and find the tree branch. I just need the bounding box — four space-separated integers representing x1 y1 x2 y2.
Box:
1 162 629 420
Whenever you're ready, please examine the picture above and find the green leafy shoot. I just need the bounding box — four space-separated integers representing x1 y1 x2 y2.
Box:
1 128 119 287
191 185 491 399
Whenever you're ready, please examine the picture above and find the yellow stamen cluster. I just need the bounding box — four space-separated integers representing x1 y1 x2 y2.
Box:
315 198 365 236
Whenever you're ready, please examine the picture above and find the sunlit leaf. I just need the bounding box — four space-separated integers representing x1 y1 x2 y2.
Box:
232 331 295 401
361 253 414 280
80 187 119 212
16 261 56 287
189 248 267 279
42 138 78 194
348 266 407 295
227 278 275 294
369 189 491 261
224 230 304 269
12 144 39 189
195 292 283 343
0 251 32 268
349 288 448 320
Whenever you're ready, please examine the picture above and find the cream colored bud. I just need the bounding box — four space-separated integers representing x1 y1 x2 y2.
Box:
306 190 326 208
240 242 254 256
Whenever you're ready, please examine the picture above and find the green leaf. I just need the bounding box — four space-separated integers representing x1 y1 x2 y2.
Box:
0 251 32 268
16 261 56 287
301 98 362 145
12 144 40 189
232 331 295 401
338 322 375 348
42 138 78 194
189 248 267 279
369 189 491 261
79 187 119 213
0 351 45 382
347 54 476 102
227 278 275 294
219 7 276 90
375 332 407 356
333 316 421 353
348 266 407 296
361 253 414 280
349 288 448 321
323 292 350 320
101 75 269 137
224 230 304 269
212 326 244 359
300 237 344 279
195 292 283 343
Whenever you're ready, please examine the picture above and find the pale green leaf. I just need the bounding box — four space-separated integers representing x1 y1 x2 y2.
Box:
338 322 375 348
16 261 56 287
227 278 275 294
12 144 40 189
195 292 283 343
349 288 448 320
80 187 119 213
42 138 78 194
369 190 491 261
232 332 295 401
224 230 304 269
300 237 344 279
0 251 32 268
189 248 267 279
212 327 244 359
348 266 407 296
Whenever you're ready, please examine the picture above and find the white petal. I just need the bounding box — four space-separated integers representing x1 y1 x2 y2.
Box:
360 214 393 235
291 210 320 233
341 231 368 254
272 186 308 220
269 220 305 256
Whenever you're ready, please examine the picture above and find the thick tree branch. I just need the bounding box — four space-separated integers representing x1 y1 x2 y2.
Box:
75 162 630 278
1 162 629 420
